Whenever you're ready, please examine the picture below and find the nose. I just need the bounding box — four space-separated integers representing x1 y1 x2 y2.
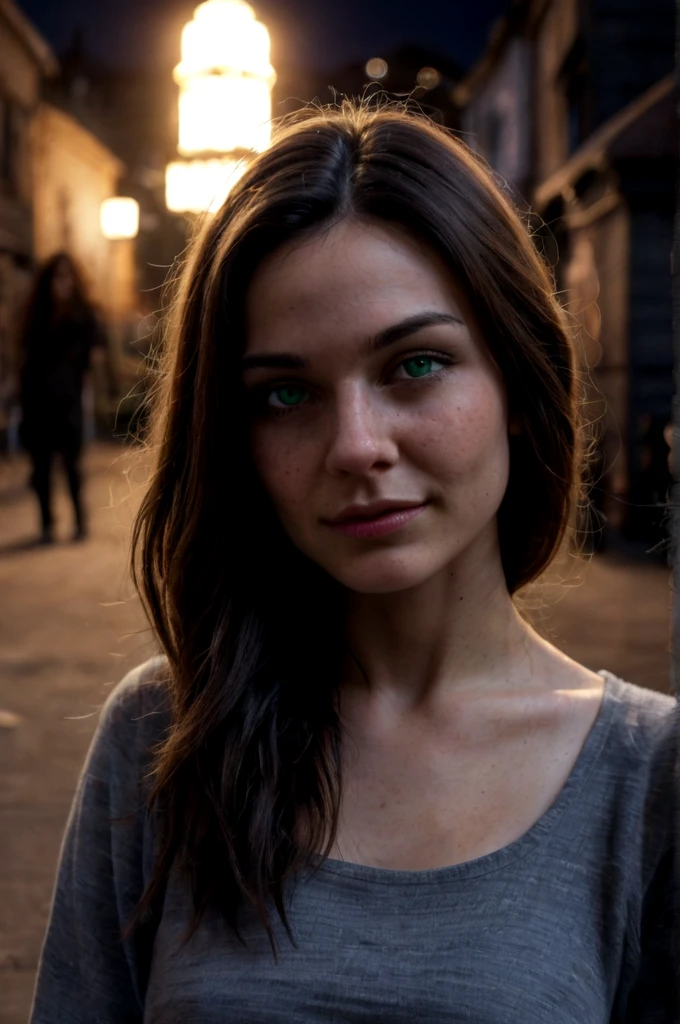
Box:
324 382 398 477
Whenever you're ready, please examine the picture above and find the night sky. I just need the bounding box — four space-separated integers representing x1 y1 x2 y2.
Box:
19 0 513 73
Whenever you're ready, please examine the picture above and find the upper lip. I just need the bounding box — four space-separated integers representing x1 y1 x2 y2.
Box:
324 499 427 525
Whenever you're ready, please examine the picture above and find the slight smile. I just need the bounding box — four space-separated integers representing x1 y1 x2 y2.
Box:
324 503 429 540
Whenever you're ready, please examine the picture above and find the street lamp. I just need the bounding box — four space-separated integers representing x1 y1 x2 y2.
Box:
100 197 140 240
166 0 276 214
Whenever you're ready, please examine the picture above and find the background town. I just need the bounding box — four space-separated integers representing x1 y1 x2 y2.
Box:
0 0 676 1019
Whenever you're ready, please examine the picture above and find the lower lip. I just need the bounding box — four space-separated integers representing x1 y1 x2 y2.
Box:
326 504 428 539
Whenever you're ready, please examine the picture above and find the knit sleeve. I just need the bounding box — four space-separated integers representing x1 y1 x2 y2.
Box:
29 659 170 1024
615 693 680 1023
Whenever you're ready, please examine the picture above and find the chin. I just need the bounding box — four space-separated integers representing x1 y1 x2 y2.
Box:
322 549 449 595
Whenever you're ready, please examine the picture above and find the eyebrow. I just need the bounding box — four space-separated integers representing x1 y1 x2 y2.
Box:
241 311 465 372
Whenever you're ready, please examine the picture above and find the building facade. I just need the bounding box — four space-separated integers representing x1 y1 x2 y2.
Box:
456 11 535 202
0 0 56 446
0 3 143 449
31 102 137 321
458 0 676 549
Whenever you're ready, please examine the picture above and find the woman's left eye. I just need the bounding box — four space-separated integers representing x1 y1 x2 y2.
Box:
394 355 448 380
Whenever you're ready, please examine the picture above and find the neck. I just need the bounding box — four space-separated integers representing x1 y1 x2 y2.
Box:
340 528 537 715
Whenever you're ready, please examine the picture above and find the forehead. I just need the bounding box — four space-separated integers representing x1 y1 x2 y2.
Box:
244 218 468 354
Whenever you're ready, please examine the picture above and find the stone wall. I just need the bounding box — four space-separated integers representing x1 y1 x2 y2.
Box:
0 3 49 445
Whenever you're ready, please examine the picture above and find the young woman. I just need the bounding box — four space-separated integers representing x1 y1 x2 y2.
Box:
19 253 106 543
30 103 677 1022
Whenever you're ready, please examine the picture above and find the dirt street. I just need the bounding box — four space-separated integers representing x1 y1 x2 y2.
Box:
0 443 673 1023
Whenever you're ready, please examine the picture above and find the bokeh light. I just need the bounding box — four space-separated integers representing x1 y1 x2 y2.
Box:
365 57 388 80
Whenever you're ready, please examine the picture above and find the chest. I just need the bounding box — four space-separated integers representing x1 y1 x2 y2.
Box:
146 864 621 1024
327 697 599 870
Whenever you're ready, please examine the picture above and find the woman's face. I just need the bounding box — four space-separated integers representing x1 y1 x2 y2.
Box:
51 259 76 306
243 218 512 594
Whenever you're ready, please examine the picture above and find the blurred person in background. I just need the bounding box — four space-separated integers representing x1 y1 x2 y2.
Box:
18 253 107 544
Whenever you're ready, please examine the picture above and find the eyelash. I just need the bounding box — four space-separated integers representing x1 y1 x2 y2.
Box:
253 350 454 419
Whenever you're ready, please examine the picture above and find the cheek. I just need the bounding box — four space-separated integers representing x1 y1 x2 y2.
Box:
410 381 508 478
250 427 312 519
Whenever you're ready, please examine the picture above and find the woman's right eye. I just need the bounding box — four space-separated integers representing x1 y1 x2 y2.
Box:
267 384 309 411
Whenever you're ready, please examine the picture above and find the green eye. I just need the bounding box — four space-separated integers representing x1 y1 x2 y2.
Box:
402 356 437 378
270 385 307 408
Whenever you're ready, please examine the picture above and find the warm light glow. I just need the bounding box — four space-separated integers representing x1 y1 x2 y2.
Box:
165 157 248 214
167 0 275 212
365 57 388 80
100 197 139 240
176 0 274 80
178 75 272 154
173 0 275 158
416 67 441 90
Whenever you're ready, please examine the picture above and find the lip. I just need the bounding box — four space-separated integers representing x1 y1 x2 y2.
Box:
326 499 427 524
323 501 429 540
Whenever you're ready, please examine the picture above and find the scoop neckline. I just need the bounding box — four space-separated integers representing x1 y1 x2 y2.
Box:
312 670 621 886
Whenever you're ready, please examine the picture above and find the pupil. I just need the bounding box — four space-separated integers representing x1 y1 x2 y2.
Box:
408 357 431 376
280 387 302 405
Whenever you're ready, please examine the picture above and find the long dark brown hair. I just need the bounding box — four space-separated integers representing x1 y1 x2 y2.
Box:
131 101 585 957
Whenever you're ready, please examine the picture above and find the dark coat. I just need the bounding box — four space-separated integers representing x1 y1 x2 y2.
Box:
20 308 104 456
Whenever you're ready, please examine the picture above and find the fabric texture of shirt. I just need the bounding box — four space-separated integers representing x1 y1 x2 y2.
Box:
29 657 678 1023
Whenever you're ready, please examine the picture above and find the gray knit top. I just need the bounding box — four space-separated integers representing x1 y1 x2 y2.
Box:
30 658 678 1023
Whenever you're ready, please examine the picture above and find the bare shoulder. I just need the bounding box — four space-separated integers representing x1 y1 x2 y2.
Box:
539 642 678 765
520 641 606 728
529 635 603 692
547 641 677 722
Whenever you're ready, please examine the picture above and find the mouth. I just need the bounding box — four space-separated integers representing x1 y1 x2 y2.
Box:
322 501 429 540
325 500 428 525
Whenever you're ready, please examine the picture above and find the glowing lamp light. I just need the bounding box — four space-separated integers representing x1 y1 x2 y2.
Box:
166 0 276 213
177 0 274 82
166 157 248 214
416 67 441 90
177 75 272 155
100 197 140 240
365 57 388 80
